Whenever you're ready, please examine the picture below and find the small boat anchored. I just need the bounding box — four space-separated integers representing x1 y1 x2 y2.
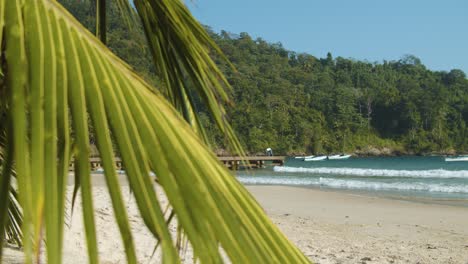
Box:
327 154 352 160
294 155 314 160
304 155 327 161
445 156 468 162
296 154 351 161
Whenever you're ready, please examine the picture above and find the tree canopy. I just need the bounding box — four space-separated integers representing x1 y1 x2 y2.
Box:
62 1 468 156
207 32 468 155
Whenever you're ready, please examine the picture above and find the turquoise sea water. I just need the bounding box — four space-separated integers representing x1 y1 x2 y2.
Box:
236 156 468 202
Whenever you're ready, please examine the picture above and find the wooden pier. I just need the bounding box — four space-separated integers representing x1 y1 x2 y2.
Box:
77 156 285 172
68 157 125 171
218 156 285 170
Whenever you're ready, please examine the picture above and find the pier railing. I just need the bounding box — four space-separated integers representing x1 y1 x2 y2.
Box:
217 156 285 170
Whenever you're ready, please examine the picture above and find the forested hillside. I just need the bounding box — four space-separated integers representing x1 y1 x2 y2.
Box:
62 0 468 155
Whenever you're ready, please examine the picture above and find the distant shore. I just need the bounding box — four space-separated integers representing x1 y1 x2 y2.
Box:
228 148 468 157
3 176 467 263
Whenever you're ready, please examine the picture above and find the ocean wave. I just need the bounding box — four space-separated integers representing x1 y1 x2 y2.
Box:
237 176 319 186
274 166 468 179
236 176 468 193
318 178 468 194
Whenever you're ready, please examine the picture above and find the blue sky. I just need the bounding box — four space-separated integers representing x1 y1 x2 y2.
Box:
188 0 468 73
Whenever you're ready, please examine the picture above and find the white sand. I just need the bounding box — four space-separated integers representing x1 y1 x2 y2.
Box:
3 176 468 263
249 185 468 264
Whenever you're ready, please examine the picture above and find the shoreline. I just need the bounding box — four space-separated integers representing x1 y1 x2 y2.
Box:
245 183 468 208
246 185 468 232
239 152 468 158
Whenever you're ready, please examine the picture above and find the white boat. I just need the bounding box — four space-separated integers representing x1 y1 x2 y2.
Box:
304 155 327 161
445 156 468 162
295 155 314 160
328 154 352 160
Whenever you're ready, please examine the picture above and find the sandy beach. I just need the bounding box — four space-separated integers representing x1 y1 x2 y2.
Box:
249 185 468 264
3 175 468 263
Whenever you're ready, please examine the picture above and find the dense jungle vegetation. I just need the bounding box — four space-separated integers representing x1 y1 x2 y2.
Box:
62 0 468 155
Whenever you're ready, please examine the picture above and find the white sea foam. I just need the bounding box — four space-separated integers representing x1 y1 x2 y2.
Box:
274 166 468 179
318 178 468 194
237 176 320 186
236 176 468 193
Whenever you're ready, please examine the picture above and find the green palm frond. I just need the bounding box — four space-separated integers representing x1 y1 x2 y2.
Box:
0 124 23 250
0 65 23 253
0 0 309 263
88 0 242 151
4 187 23 249
131 0 242 151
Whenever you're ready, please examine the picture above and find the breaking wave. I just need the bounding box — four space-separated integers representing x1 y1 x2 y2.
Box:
318 178 468 194
237 176 320 186
236 176 468 194
274 166 468 179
